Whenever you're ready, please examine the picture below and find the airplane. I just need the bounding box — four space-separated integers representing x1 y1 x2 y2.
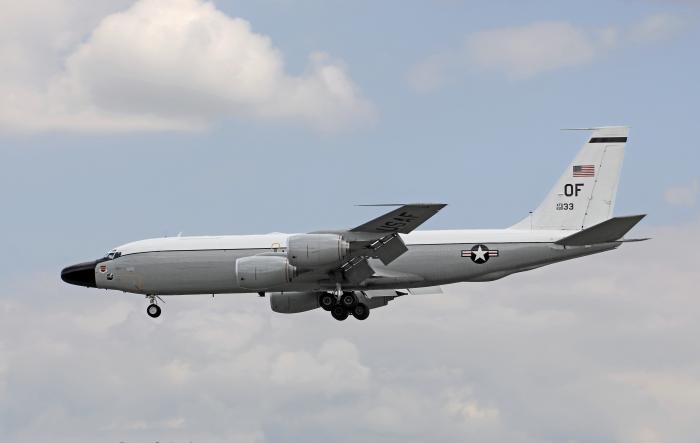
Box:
61 126 646 321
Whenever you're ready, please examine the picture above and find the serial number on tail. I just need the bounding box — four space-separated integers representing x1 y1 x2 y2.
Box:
556 202 575 211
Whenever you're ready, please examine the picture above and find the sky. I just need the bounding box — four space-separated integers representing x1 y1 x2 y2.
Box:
0 0 699 442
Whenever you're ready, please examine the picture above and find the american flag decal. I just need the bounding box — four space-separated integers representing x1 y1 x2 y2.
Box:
573 165 595 177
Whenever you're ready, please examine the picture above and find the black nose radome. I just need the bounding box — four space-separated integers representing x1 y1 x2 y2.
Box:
61 261 98 288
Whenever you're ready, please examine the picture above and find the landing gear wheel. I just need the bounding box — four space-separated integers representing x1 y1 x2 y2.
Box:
147 304 161 318
340 292 357 309
352 303 370 321
331 306 349 321
319 293 335 311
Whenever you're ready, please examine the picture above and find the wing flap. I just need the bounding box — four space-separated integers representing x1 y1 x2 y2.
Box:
408 286 443 295
370 234 408 264
359 290 406 310
342 257 375 284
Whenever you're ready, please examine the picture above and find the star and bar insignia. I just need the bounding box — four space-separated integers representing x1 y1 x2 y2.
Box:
461 244 499 264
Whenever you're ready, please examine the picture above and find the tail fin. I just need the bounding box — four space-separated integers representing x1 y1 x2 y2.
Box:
512 127 628 230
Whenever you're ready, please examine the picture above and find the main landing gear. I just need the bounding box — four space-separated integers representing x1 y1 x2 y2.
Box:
146 295 163 318
319 291 370 321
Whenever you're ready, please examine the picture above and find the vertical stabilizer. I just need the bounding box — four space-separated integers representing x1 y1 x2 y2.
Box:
512 127 628 230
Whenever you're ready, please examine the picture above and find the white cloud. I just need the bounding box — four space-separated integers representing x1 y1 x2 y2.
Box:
628 13 686 42
2 219 700 442
0 0 373 133
444 388 500 423
664 178 699 207
408 14 685 90
71 300 134 334
270 339 370 395
466 21 606 79
162 360 193 385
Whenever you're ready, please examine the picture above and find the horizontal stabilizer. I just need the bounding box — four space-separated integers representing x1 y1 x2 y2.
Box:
555 214 646 246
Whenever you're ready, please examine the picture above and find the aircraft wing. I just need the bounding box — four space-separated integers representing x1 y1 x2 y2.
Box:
308 204 446 285
332 203 446 283
350 203 447 234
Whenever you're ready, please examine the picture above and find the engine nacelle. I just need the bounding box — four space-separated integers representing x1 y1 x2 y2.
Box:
287 234 349 269
270 291 320 314
236 255 296 290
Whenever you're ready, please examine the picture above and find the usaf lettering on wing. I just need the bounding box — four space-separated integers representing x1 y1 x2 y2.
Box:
375 212 420 232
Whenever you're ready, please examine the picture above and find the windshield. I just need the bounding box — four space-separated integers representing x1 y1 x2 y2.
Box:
104 250 122 260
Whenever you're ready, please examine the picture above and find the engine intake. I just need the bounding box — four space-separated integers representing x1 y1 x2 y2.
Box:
287 234 349 269
236 255 296 290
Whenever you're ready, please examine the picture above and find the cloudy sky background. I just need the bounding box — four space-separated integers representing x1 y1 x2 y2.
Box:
1 0 699 442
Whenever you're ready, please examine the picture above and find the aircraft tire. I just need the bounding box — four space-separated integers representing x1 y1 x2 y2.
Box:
331 306 349 321
340 292 357 309
147 304 161 318
319 293 335 311
352 303 370 321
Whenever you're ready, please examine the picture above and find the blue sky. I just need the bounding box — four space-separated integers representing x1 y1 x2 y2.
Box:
1 1 699 442
1 0 698 275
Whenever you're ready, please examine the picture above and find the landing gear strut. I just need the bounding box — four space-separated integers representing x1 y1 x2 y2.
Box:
146 295 162 318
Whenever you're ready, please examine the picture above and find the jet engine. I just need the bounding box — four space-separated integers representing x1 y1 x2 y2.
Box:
236 255 297 290
287 234 349 269
270 291 320 313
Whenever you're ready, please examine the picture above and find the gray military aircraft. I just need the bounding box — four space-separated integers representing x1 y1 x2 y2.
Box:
62 127 646 321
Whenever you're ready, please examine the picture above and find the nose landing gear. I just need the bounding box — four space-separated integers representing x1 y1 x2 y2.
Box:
146 295 164 318
147 303 161 318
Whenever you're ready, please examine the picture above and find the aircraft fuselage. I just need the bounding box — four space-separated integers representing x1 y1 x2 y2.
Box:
65 229 618 296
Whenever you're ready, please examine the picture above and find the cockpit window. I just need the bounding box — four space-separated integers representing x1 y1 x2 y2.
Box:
104 250 121 260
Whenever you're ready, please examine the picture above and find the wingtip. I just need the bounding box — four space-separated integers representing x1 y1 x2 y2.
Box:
560 125 631 131
355 203 448 208
415 202 448 208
